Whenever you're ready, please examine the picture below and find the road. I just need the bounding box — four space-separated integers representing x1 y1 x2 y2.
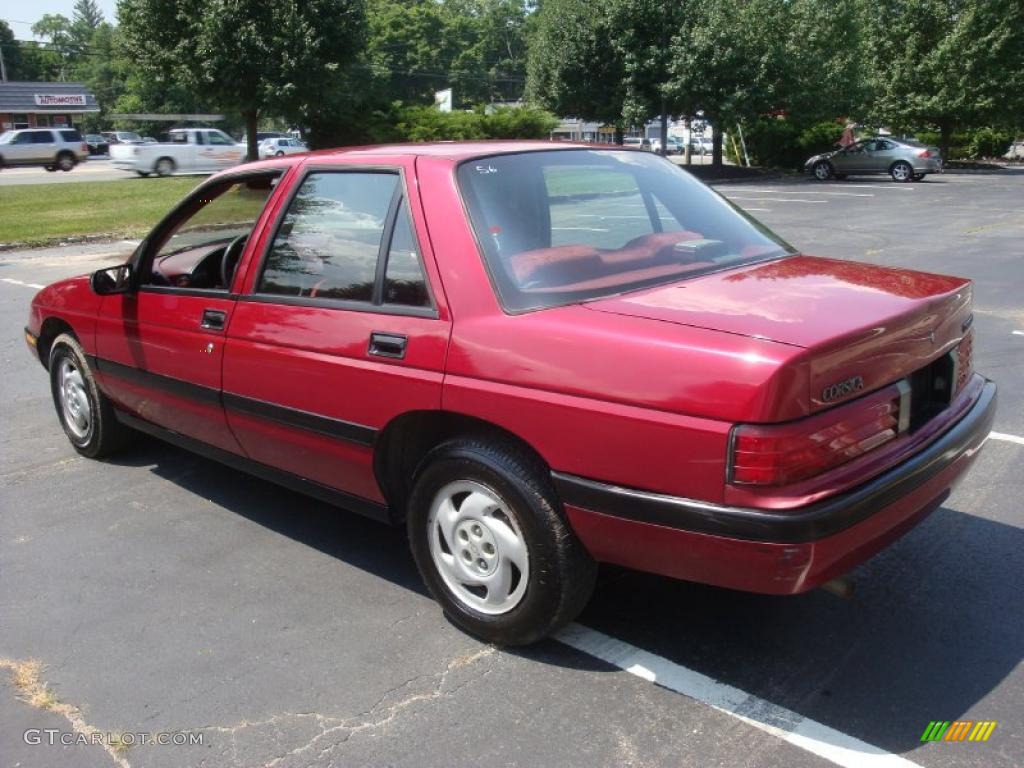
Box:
1 171 1022 768
0 157 136 186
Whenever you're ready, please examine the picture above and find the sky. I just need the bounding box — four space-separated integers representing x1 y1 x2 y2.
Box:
1 0 120 37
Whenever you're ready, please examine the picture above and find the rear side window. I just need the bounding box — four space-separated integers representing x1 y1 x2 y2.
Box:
59 129 82 142
259 172 398 302
382 200 430 307
31 131 55 144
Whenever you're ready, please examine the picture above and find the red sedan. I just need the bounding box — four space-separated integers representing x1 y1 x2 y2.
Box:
24 142 996 644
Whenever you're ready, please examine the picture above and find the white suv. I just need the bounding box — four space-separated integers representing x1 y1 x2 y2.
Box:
0 128 89 172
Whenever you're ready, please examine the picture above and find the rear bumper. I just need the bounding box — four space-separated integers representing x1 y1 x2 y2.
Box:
555 380 996 594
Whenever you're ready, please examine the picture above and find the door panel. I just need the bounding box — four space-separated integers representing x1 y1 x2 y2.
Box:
94 290 243 453
223 162 450 503
223 304 448 501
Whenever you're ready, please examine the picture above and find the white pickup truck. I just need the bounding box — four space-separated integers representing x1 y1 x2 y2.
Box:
110 128 245 177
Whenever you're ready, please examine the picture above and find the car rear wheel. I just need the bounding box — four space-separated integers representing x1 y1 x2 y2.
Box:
890 161 913 182
56 152 76 172
155 157 175 176
275 150 285 157
49 333 133 459
407 437 596 645
812 161 833 180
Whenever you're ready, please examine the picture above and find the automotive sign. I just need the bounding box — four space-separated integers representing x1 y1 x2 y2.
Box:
34 94 87 107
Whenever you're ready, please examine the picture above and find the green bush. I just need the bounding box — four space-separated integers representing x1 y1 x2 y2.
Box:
734 119 845 169
967 127 1013 159
393 105 558 142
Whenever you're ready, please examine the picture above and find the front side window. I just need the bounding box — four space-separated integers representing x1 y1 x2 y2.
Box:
457 149 794 312
259 172 398 302
208 131 234 146
143 174 280 290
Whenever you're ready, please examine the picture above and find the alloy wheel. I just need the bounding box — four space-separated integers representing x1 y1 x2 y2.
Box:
427 480 530 615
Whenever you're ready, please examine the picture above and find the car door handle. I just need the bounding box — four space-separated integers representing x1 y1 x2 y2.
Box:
200 309 227 330
368 332 407 359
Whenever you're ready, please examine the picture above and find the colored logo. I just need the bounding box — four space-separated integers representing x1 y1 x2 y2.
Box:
921 721 997 742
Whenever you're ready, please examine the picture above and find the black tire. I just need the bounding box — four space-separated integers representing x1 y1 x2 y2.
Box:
812 160 833 181
275 150 285 157
49 333 133 459
890 160 913 182
56 152 75 172
407 437 597 645
155 157 175 176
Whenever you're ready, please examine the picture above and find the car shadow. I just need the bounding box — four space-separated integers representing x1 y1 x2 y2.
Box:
106 435 1020 759
521 504 1023 758
105 434 426 595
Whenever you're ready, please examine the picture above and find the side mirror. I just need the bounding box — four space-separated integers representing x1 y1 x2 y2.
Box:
91 263 133 295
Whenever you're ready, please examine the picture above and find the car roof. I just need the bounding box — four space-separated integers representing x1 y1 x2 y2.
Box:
208 141 643 182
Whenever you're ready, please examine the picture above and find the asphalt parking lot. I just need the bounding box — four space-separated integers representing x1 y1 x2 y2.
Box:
1 170 1021 768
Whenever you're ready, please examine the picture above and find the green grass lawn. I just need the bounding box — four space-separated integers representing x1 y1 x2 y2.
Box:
0 177 202 245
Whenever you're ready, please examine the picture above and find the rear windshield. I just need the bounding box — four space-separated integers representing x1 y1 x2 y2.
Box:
457 149 794 312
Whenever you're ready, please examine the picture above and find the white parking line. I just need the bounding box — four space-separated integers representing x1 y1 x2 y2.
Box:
723 188 875 198
558 624 923 768
1 278 45 289
1012 330 1024 336
990 431 1024 446
726 196 828 204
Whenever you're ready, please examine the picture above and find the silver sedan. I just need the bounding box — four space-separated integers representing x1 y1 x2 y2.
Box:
805 137 942 182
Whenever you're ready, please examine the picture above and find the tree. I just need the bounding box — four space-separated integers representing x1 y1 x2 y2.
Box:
525 0 628 138
366 0 533 107
667 0 789 165
119 0 367 159
72 0 105 32
0 20 26 81
863 0 1024 155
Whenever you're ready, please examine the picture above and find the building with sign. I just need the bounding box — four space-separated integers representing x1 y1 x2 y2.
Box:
0 81 99 132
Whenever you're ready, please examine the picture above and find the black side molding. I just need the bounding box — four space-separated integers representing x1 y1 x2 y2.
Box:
89 355 377 448
222 392 376 447
554 381 996 544
115 410 391 524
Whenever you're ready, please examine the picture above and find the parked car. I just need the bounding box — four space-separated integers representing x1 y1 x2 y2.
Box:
24 143 995 645
806 137 942 182
650 137 684 155
110 128 245 177
0 127 88 172
84 134 109 156
690 137 713 155
258 137 307 158
102 131 143 145
1004 140 1024 162
623 136 651 150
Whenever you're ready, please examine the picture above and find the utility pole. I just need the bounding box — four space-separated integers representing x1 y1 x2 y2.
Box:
0 44 7 83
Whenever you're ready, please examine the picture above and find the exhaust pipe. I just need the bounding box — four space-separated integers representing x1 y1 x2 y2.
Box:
820 577 854 599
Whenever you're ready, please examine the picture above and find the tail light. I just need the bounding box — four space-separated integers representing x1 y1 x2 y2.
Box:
729 382 909 487
81 142 88 152
954 329 973 394
918 149 933 158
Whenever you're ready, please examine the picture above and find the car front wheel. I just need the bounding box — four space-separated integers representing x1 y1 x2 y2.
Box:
890 161 913 182
408 437 596 645
49 333 132 458
812 161 833 180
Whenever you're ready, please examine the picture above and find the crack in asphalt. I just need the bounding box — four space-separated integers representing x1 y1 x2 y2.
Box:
0 656 132 768
187 646 497 768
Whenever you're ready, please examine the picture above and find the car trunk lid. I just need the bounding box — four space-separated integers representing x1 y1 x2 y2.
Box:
583 255 973 413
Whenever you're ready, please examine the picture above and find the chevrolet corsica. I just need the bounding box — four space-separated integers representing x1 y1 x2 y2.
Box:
24 143 996 645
